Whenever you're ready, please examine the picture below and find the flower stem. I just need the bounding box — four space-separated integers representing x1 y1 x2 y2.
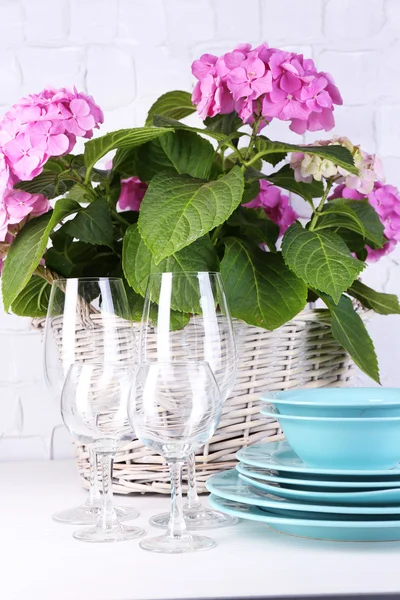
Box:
111 208 130 227
309 178 334 231
244 101 262 163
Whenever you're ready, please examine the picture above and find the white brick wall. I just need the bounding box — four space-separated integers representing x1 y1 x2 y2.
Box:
0 0 399 460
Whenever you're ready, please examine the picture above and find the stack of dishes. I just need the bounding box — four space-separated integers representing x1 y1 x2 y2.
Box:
206 388 400 541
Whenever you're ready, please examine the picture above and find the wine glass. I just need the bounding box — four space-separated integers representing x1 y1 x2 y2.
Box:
139 272 237 530
62 363 145 542
129 361 222 553
44 276 139 524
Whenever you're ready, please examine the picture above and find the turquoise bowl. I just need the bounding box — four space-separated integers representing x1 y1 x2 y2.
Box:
261 407 400 470
261 387 400 417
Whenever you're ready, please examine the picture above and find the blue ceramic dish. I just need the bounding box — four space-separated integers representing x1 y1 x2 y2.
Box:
261 408 400 470
235 461 400 489
208 494 400 542
261 387 400 417
206 470 400 515
237 441 400 475
237 471 400 505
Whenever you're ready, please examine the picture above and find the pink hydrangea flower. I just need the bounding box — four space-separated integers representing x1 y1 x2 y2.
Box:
29 121 70 156
243 180 298 236
227 55 272 100
191 54 235 119
0 153 10 199
344 150 385 195
330 182 400 262
191 43 342 133
0 86 103 267
117 176 148 212
0 86 103 181
0 188 49 242
4 133 45 181
4 189 49 223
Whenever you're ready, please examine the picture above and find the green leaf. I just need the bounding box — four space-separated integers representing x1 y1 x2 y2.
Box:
251 138 358 174
330 198 385 248
320 292 379 382
83 127 171 176
11 275 51 318
281 222 365 304
255 136 287 166
138 166 245 263
15 170 76 199
204 112 243 135
348 280 400 315
146 91 196 126
153 115 236 144
227 207 279 252
44 246 75 276
135 130 215 181
64 184 93 203
314 202 367 237
123 224 218 312
124 281 190 330
2 198 80 311
241 179 260 205
62 198 114 248
335 229 366 254
110 147 138 176
220 239 307 329
123 281 147 322
248 165 324 203
46 230 92 277
48 228 120 278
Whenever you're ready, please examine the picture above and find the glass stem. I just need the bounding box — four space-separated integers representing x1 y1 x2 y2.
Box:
87 447 101 507
98 453 119 530
184 452 202 510
167 460 189 540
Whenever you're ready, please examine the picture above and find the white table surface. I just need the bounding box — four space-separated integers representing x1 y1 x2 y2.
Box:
3 460 400 600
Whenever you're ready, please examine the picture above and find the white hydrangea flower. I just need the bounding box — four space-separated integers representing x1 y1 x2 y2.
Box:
290 136 385 194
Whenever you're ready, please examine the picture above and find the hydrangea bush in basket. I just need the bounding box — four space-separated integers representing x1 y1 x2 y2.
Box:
1 42 400 383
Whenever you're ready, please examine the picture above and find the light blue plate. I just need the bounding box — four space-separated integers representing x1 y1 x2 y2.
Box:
206 470 400 515
237 471 400 505
237 441 400 476
208 494 400 541
261 387 400 417
236 462 400 490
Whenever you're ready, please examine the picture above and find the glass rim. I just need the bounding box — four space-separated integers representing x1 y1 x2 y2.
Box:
67 361 135 367
138 360 211 367
147 271 221 277
51 276 124 283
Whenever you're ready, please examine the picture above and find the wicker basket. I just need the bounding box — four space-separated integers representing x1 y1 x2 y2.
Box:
70 309 356 494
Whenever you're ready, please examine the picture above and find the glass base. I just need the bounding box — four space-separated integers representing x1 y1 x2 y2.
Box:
52 504 139 525
149 506 239 531
140 533 216 554
73 523 145 543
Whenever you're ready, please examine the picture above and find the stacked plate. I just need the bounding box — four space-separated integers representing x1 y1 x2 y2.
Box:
206 388 400 541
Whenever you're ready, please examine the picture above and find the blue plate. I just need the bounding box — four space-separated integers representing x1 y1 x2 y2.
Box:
237 471 400 505
206 470 400 515
237 441 400 476
236 462 400 490
208 494 400 541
